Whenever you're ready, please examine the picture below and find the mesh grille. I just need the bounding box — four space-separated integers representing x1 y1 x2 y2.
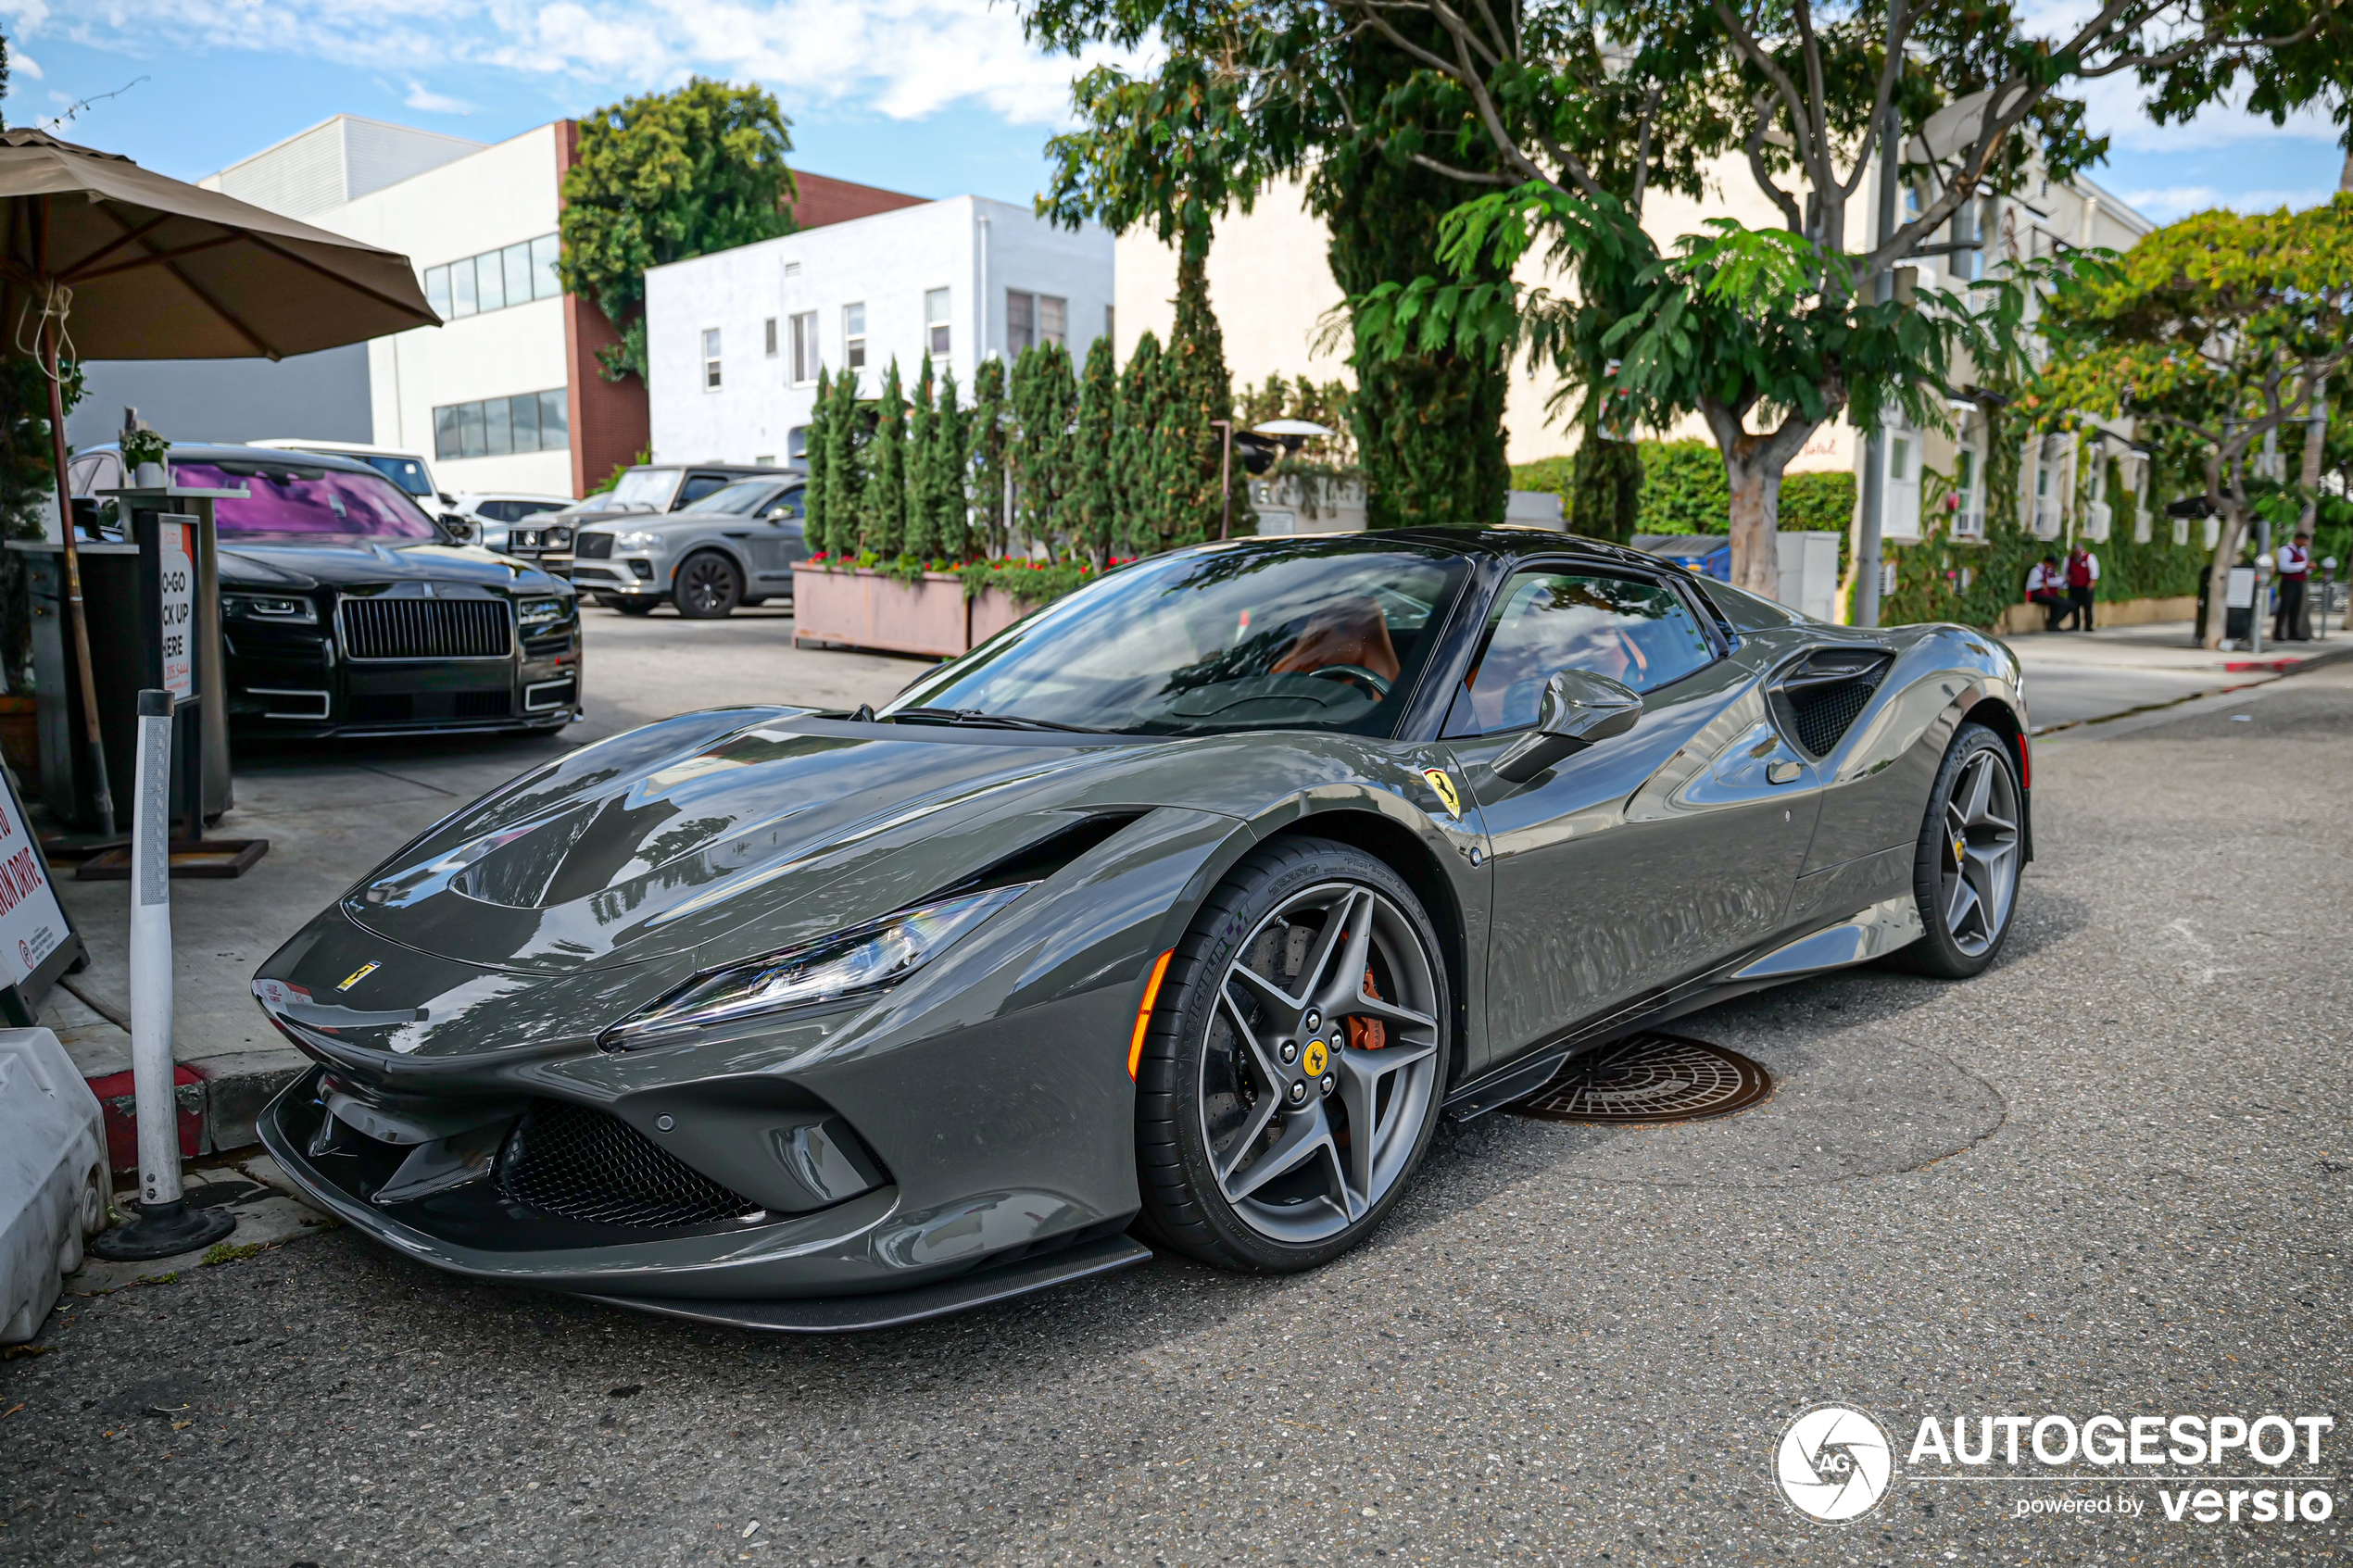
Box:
1786 676 1879 756
575 533 615 559
341 597 511 659
498 1100 762 1229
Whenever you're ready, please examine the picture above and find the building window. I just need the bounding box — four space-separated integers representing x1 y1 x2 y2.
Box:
1880 420 1921 541
790 311 818 385
764 318 778 358
842 303 866 371
926 288 951 357
702 328 723 391
1007 290 1035 353
1104 304 1115 344
755 455 774 467
432 388 569 461
784 260 802 279
1952 445 1985 540
423 232 562 322
786 426 809 462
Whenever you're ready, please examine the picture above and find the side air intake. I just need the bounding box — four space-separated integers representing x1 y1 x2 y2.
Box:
1773 649 1894 759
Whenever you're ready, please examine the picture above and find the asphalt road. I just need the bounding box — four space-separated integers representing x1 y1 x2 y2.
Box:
7 640 2348 1566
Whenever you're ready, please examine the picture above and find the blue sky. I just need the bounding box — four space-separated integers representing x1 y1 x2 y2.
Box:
8 1 2344 223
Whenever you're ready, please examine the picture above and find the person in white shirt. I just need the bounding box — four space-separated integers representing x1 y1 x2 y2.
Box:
2025 555 2067 632
2274 529 2312 642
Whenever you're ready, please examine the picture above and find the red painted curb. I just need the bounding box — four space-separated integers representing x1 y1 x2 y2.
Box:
86 1065 208 1173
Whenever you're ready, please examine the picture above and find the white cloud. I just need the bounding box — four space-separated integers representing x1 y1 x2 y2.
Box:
10 48 41 79
2123 184 2335 221
30 0 1121 127
404 80 474 114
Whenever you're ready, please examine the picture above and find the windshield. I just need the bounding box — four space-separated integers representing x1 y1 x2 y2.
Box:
353 454 433 497
680 479 782 516
607 469 680 512
884 539 1472 736
175 460 438 541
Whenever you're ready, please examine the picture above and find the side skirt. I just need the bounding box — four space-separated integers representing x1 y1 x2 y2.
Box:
576 1234 1153 1334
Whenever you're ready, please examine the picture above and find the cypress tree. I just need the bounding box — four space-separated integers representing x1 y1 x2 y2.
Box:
820 365 862 556
803 365 835 557
862 358 907 558
968 357 1013 558
934 368 970 560
1315 27 1510 531
1570 425 1643 546
1010 344 1077 556
905 357 937 561
1114 331 1166 556
1164 242 1241 544
1073 335 1120 565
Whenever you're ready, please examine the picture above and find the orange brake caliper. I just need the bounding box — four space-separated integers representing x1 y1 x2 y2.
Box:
1345 969 1387 1051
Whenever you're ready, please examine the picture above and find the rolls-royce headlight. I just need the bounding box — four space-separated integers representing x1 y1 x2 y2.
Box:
224 594 316 623
613 528 666 551
517 596 568 630
602 884 1034 1048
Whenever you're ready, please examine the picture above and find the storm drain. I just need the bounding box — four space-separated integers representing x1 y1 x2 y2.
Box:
1509 1033 1771 1124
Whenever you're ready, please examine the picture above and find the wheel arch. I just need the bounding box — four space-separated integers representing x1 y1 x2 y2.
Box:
1259 806 1475 1089
1957 695 2032 863
667 540 751 591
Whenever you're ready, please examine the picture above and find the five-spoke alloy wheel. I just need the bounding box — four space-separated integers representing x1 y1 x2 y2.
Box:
1136 838 1448 1272
1894 721 2024 977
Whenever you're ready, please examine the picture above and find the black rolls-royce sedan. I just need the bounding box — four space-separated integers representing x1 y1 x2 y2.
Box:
67 445 582 739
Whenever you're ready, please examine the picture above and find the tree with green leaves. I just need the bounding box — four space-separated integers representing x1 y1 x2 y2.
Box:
558 79 796 383
905 358 938 560
1011 344 1078 553
928 368 971 561
803 365 836 555
968 357 1015 557
1164 248 1245 543
861 360 909 558
1115 331 1170 553
817 367 864 558
2029 194 2353 648
1571 425 1644 546
1340 0 2334 598
1072 336 1122 563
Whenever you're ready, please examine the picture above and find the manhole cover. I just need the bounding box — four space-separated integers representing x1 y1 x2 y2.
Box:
1508 1033 1772 1124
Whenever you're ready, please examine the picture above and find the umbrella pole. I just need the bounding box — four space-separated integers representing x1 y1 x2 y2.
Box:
43 322 115 836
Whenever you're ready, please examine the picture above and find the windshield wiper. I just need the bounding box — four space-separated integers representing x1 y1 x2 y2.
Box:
886 707 1102 734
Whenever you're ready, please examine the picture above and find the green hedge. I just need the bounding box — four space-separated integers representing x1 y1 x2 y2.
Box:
1513 439 1855 539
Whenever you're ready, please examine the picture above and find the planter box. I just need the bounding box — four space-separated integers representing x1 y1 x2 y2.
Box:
791 566 1038 658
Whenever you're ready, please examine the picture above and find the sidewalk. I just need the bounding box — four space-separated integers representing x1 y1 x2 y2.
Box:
2004 619 2353 732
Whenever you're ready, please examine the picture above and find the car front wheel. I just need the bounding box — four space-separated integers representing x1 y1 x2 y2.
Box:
673 552 743 619
1135 837 1449 1273
1891 721 2024 978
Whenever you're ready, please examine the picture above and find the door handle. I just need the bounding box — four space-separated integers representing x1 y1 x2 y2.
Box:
1767 760 1803 784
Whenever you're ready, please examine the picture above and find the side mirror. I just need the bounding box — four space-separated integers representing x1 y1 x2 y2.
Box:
1491 670 1642 784
440 513 480 546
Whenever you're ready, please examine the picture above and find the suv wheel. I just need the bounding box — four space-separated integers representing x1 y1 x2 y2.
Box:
673 552 743 619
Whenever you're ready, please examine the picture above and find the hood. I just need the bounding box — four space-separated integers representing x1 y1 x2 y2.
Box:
220 538 565 593
340 709 1160 976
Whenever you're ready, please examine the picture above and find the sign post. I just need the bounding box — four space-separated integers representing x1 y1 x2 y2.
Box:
87 691 234 1261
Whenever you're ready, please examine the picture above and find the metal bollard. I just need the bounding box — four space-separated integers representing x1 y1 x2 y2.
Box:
88 691 234 1261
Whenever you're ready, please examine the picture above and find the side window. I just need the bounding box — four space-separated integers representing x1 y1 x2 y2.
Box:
1445 571 1716 735
676 473 732 508
772 487 805 521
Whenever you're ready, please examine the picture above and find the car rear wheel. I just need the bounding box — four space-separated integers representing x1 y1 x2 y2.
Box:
1135 838 1449 1273
1890 721 2023 978
673 552 743 619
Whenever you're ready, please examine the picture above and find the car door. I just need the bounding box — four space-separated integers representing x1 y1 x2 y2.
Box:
743 484 805 587
1440 564 1825 1068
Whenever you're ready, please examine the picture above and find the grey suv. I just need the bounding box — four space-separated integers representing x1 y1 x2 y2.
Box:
552 468 807 618
550 470 809 616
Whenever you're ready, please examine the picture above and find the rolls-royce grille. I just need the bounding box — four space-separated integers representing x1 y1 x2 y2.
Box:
498 1099 763 1229
341 597 511 660
575 533 615 560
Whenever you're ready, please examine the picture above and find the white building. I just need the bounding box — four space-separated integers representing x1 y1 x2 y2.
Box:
644 198 1114 468
195 114 928 498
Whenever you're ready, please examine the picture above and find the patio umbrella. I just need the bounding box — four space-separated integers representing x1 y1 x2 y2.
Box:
0 126 439 833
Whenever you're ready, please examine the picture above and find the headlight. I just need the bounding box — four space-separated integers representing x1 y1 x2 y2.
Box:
517 596 568 630
613 529 666 551
224 594 316 623
602 884 1033 1048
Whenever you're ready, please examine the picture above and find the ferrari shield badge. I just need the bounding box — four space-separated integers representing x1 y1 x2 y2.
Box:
1422 767 1463 821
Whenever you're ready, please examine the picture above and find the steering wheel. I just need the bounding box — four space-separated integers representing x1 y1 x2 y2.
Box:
1307 663 1392 700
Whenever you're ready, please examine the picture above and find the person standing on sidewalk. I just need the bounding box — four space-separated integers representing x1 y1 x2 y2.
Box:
2274 529 2312 642
2065 544 2100 631
2026 554 2068 632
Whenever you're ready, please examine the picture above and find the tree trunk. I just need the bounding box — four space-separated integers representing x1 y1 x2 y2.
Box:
1724 446 1783 602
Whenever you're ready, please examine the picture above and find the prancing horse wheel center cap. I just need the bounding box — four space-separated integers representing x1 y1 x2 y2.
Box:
1301 1038 1328 1077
